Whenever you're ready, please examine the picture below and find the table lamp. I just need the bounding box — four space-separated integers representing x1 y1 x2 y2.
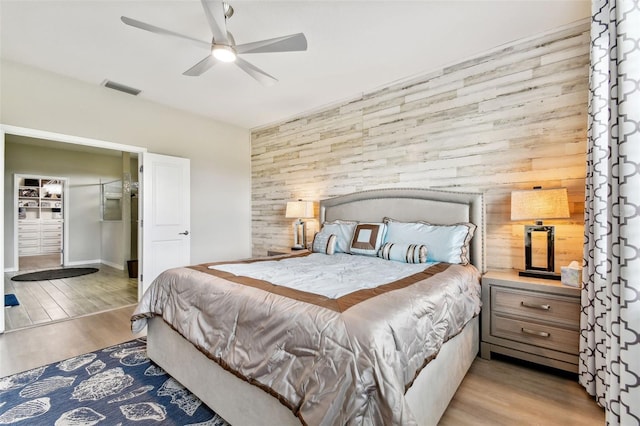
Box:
511 187 570 280
285 200 314 250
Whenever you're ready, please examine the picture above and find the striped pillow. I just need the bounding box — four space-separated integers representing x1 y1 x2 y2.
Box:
377 242 427 264
312 232 338 255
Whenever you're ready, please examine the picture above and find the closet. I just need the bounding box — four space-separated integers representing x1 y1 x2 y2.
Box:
17 176 64 261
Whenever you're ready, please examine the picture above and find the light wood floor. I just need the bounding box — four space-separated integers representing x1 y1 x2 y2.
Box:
4 258 138 331
0 305 144 377
439 356 604 425
17 253 62 270
0 306 604 425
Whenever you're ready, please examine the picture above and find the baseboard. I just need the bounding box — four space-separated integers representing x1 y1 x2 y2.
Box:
8 259 125 271
7 260 125 271
100 260 124 271
65 259 102 267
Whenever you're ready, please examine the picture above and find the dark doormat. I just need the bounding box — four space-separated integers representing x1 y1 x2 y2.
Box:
11 267 99 282
4 294 19 307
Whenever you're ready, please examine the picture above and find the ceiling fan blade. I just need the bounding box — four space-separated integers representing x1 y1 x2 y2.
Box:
121 16 211 50
200 0 229 45
183 55 218 76
236 33 307 54
235 57 278 86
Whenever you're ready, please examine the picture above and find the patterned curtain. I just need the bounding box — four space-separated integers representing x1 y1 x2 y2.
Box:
580 0 640 424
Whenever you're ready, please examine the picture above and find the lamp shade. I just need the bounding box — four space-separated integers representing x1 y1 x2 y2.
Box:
285 200 314 219
511 188 570 221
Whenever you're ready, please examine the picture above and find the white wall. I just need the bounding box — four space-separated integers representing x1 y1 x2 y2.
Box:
1 59 252 265
101 221 124 269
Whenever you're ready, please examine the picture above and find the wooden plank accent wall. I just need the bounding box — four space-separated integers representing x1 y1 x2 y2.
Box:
251 21 589 272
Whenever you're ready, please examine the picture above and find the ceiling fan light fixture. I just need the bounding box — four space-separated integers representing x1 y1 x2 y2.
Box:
212 45 237 62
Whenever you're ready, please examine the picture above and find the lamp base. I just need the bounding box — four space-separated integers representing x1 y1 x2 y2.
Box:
518 270 561 281
291 219 308 251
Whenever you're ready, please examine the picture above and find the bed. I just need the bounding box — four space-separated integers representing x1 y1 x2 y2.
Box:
133 188 485 425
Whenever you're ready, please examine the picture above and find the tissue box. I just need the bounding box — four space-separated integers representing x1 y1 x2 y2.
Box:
561 266 582 287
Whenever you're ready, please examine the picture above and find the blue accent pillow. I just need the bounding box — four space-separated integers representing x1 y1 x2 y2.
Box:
383 218 476 264
320 220 358 253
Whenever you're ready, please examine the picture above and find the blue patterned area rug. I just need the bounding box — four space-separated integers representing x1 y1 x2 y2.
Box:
0 338 229 425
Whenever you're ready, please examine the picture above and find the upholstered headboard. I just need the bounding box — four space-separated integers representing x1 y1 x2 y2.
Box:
319 188 485 272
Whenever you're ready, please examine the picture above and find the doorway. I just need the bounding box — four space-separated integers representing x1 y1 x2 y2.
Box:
0 125 146 333
6 138 136 273
5 141 139 331
3 125 192 334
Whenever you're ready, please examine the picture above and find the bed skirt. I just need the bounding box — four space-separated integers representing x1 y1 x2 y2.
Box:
146 315 479 426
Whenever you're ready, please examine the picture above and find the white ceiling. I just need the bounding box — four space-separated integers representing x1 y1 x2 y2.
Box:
0 1 590 130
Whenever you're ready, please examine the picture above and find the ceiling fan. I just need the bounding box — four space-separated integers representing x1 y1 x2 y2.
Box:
121 0 307 86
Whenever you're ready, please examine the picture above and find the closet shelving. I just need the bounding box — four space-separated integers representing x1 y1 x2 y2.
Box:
17 178 63 256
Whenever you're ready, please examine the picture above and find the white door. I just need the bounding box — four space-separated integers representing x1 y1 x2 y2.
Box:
140 153 190 297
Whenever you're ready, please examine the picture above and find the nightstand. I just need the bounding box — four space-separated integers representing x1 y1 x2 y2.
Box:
267 248 310 256
480 270 581 373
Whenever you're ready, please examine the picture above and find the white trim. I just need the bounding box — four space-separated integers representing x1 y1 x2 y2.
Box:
0 125 146 153
62 259 124 270
64 259 102 267
5 259 123 272
100 259 124 271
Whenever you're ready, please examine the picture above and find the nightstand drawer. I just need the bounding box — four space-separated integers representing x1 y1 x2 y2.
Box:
491 314 579 354
492 287 579 326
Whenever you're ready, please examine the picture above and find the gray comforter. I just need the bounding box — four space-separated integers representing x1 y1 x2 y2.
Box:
132 256 481 425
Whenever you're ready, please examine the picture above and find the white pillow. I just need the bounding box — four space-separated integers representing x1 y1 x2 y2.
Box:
349 223 387 257
312 232 337 255
321 220 358 253
377 242 427 264
383 218 476 264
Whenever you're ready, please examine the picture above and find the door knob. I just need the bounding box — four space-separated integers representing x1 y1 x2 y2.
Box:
179 230 189 235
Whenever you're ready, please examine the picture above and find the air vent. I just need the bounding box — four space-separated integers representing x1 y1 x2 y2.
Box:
101 79 141 96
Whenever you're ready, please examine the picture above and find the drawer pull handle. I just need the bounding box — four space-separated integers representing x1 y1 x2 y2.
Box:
521 327 550 338
521 301 551 310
